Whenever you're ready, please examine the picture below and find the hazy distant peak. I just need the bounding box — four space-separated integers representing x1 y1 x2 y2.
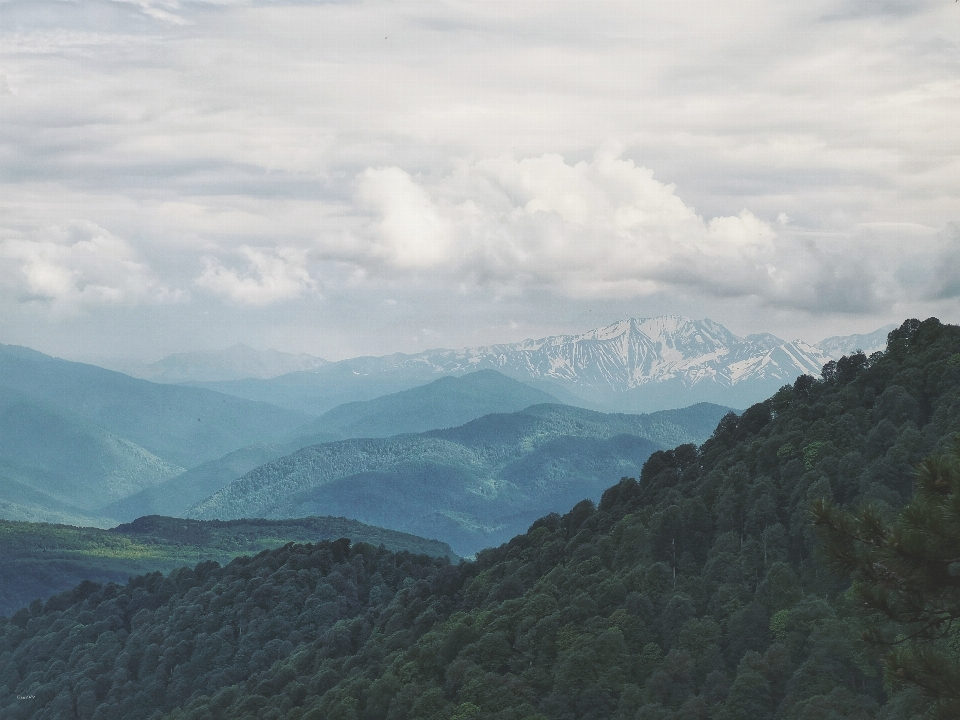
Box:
165 316 901 416
134 345 328 383
815 324 896 360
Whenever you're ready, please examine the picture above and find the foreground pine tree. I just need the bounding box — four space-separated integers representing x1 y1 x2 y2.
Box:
813 443 960 718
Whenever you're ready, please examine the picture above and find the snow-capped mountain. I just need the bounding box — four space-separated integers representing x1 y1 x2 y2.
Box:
192 316 895 414
388 316 829 392
255 315 834 413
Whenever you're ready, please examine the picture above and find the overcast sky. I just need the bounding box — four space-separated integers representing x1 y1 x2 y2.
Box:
1 0 958 362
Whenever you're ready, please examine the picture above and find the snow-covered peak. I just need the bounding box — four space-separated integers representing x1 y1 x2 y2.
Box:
373 315 829 394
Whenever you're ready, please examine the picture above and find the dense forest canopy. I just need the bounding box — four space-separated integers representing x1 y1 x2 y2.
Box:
0 515 456 617
3 318 960 719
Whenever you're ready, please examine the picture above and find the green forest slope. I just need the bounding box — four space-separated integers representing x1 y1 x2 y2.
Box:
2 318 958 720
188 403 730 555
0 516 455 616
106 370 559 521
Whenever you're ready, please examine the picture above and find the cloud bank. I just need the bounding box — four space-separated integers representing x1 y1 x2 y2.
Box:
0 0 956 359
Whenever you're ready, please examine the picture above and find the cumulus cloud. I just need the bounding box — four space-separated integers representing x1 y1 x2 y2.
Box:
355 167 452 269
196 246 316 305
0 221 180 313
347 146 872 310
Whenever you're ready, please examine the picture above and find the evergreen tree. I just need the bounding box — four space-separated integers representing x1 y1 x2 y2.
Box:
813 442 960 718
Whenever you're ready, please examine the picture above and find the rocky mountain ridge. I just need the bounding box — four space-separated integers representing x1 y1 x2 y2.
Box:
154 317 894 414
378 316 829 391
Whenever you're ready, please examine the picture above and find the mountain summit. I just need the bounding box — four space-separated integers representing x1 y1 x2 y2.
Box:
192 316 883 414
401 315 826 391
296 315 831 412
120 344 328 383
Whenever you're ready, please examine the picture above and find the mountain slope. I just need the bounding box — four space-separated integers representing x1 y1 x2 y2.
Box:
187 402 731 554
193 315 829 414
816 323 896 359
0 515 455 616
103 434 337 521
0 464 117 528
291 369 561 440
0 387 183 514
108 371 555 521
0 344 310 468
118 343 328 383
5 319 959 720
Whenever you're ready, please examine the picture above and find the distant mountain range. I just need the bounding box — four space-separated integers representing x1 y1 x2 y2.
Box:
0 344 310 470
190 315 886 414
0 350 722 536
0 317 892 539
115 343 328 383
107 374 727 532
104 371 563 521
816 324 895 360
186 402 732 555
0 385 182 527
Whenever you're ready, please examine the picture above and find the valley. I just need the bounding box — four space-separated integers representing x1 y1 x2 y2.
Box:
1 318 956 719
0 339 730 553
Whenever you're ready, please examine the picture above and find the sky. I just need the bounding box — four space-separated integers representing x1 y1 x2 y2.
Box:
0 0 958 363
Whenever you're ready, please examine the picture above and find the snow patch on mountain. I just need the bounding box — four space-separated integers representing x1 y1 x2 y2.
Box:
357 316 833 393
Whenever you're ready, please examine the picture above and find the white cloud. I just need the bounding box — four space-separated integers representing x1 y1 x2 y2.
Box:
0 221 180 313
347 148 800 302
0 0 958 357
196 246 316 305
355 167 452 269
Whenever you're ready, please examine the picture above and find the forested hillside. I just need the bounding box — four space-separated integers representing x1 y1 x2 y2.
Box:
104 436 337 522
107 370 559 521
2 318 958 720
0 516 455 617
188 403 730 555
289 370 561 441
